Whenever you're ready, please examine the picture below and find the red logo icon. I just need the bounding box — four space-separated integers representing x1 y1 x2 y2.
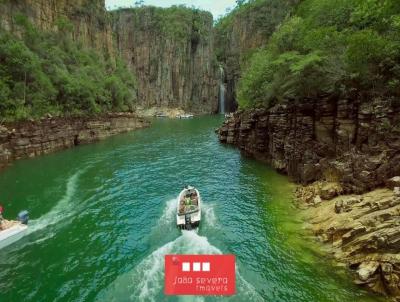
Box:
165 255 236 296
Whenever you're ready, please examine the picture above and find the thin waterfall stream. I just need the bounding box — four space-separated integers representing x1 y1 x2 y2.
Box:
219 66 226 114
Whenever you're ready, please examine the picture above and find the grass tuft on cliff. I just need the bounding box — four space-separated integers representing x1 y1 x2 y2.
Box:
0 15 137 122
234 0 400 108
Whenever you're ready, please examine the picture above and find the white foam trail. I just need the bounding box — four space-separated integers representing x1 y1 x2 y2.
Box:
1 169 86 252
202 203 217 228
25 231 57 247
28 169 85 234
97 231 220 302
98 196 263 301
158 198 177 226
97 231 263 302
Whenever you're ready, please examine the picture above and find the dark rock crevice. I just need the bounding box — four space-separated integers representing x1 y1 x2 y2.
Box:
218 98 400 194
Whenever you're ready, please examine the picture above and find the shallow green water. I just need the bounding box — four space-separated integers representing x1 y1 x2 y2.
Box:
0 116 383 302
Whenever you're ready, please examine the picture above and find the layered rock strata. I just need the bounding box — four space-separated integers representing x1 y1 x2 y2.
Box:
0 114 149 169
218 98 400 299
0 0 115 56
112 7 219 113
218 98 400 194
298 181 400 299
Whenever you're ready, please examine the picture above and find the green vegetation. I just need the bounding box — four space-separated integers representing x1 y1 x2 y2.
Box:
113 5 212 45
214 0 299 64
0 15 136 122
233 0 400 108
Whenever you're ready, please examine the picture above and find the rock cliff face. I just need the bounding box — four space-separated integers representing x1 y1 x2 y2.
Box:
112 7 219 113
218 98 400 299
0 114 149 170
0 2 220 113
218 98 400 194
214 0 300 112
0 0 115 56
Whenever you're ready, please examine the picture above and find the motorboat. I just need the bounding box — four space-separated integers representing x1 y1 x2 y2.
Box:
155 113 168 118
177 186 201 230
0 210 29 249
177 114 194 119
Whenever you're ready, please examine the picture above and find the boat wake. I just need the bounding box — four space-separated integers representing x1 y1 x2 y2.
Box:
158 197 177 226
97 201 263 302
0 169 86 253
28 168 86 234
202 203 217 228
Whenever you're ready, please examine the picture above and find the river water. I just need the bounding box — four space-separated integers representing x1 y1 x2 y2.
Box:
0 116 382 302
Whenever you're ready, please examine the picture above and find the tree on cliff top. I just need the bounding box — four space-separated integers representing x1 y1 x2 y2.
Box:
237 0 400 108
0 16 137 121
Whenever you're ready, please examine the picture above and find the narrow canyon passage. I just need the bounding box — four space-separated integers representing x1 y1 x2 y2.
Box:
0 117 382 301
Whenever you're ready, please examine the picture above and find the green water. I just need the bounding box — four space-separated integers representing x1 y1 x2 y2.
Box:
0 116 383 302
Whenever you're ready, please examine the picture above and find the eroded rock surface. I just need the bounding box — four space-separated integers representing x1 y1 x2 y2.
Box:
218 98 400 299
0 113 149 169
218 98 400 194
0 0 115 57
0 2 220 114
298 183 400 299
112 8 219 113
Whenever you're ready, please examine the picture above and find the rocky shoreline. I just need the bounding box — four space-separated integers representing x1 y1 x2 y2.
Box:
217 99 400 300
0 113 149 170
218 98 400 193
297 180 400 300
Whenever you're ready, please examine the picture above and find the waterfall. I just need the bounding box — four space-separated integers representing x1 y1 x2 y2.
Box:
219 66 226 114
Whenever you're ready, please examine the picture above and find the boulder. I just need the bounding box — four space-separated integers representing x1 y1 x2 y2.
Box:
320 182 343 200
357 261 380 281
313 195 322 205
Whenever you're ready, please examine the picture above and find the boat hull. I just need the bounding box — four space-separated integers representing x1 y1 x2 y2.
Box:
176 187 201 230
177 211 201 229
0 224 28 249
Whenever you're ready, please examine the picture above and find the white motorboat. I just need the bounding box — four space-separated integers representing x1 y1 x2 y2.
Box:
177 186 201 230
0 210 29 249
177 114 194 119
155 113 168 118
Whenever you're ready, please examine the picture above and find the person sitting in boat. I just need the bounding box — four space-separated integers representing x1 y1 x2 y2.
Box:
191 194 198 206
185 195 192 206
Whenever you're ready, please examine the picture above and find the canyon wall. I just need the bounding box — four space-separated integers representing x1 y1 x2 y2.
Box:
214 0 300 112
0 114 149 170
0 2 219 113
0 0 115 56
112 7 219 113
218 98 400 194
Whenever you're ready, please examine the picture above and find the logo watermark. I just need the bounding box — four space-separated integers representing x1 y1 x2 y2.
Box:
164 255 236 296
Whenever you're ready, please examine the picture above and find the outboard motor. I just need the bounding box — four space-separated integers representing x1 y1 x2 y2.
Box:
17 210 29 225
185 214 192 230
